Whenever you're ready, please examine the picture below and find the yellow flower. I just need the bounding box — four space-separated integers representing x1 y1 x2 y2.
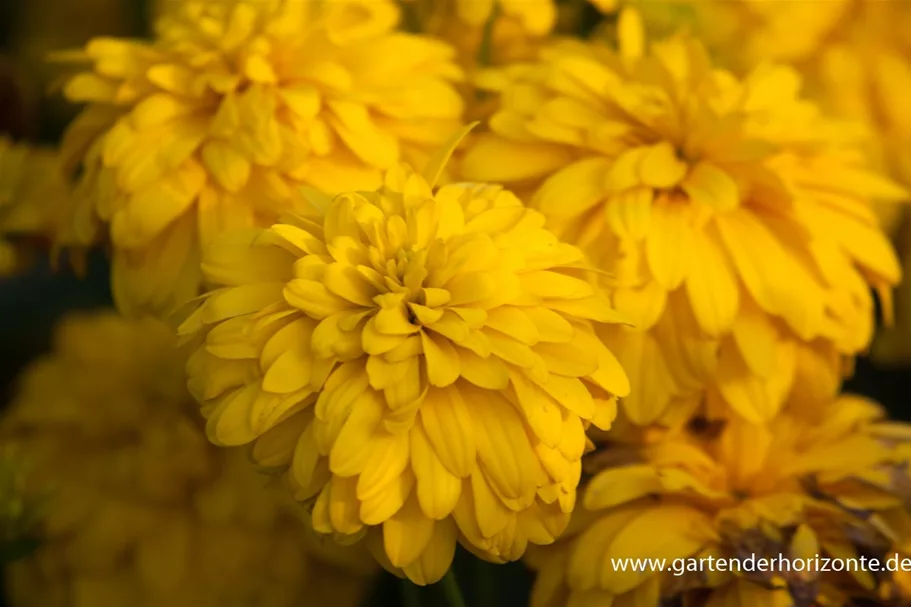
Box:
0 137 77 275
179 137 630 585
683 0 911 231
529 396 911 606
2 312 374 607
461 34 904 426
58 0 464 318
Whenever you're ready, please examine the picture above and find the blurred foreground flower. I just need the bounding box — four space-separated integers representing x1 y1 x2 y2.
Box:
0 448 45 564
179 133 630 584
0 137 79 275
2 312 374 607
462 33 904 427
529 396 911 606
684 0 911 234
58 0 463 318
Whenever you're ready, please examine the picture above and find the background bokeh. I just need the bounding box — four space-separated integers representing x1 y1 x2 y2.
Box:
0 1 908 606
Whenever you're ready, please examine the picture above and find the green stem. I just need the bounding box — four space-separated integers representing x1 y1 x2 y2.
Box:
441 569 468 607
478 6 500 67
401 579 422 607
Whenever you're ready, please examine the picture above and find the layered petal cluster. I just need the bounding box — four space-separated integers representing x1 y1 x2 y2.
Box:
462 35 905 426
58 0 464 317
180 157 630 584
0 137 76 274
529 396 911 607
2 312 373 607
683 0 911 227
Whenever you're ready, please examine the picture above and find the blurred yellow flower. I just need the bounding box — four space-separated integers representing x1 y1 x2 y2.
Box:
462 34 904 426
2 312 374 607
0 137 77 275
58 0 463 318
409 0 557 67
684 0 911 232
179 141 630 584
0 448 45 564
529 396 911 606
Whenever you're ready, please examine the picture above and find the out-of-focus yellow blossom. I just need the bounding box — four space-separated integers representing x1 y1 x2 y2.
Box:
683 0 911 234
0 448 45 564
0 137 78 275
462 33 904 427
2 312 374 607
58 0 463 318
408 0 557 68
529 396 911 607
403 0 561 124
179 136 630 585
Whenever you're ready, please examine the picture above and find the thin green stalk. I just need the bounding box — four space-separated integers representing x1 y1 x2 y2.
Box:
478 6 500 67
441 569 469 607
401 579 422 607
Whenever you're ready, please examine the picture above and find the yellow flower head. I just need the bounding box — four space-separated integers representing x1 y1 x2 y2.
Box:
179 139 631 584
677 0 911 232
685 0 911 222
2 312 373 607
59 0 464 317
529 396 911 607
0 137 75 275
461 34 905 426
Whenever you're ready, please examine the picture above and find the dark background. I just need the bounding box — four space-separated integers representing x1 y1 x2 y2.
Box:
0 1 907 606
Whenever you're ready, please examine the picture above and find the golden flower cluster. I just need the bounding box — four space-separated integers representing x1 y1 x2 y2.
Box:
464 32 904 427
179 139 629 584
530 396 911 606
57 0 463 316
2 312 373 607
2 1 911 605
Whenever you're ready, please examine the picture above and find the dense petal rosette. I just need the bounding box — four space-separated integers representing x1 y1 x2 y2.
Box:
529 396 911 607
58 0 464 317
180 151 629 584
680 0 911 227
1 312 373 607
461 34 904 426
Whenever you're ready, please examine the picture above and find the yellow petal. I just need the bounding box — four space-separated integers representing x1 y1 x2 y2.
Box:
200 140 251 193
421 331 461 387
468 387 539 500
328 389 383 476
284 279 353 319
638 142 687 189
684 228 739 336
532 157 611 219
383 497 434 568
357 431 410 501
682 161 739 211
646 201 694 290
410 424 462 520
420 387 476 477
605 186 653 241
457 347 509 390
461 135 575 183
401 519 458 585
584 464 661 510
